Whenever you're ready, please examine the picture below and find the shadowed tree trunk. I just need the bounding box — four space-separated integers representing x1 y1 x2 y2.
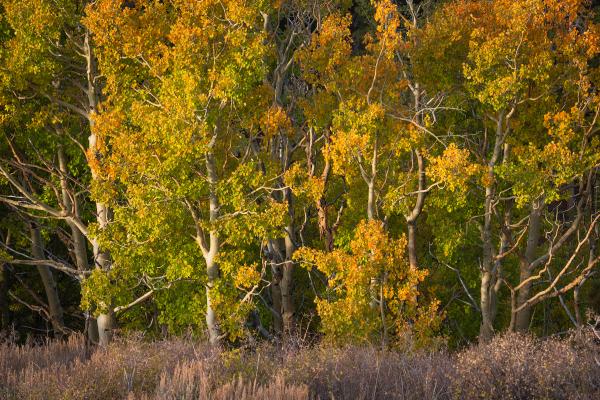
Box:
0 261 9 334
514 197 544 332
30 222 65 336
58 147 89 273
281 193 296 334
480 111 509 342
0 230 11 334
269 240 283 334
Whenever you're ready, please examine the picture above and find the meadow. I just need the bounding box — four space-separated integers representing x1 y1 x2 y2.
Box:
1 329 599 400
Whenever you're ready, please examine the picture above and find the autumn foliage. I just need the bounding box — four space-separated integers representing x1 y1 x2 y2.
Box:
0 0 599 375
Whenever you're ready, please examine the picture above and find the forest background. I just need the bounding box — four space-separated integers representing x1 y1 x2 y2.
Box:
0 0 599 352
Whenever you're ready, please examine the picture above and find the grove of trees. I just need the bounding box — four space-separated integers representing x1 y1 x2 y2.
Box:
0 0 599 349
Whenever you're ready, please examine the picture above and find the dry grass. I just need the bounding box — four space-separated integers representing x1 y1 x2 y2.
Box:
1 330 598 399
453 331 600 400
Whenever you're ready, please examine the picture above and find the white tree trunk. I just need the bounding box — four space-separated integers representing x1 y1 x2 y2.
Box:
205 152 221 345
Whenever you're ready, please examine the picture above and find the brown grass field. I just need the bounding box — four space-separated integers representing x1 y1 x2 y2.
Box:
1 329 599 400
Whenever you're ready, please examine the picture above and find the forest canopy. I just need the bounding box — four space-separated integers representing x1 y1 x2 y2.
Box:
0 0 599 349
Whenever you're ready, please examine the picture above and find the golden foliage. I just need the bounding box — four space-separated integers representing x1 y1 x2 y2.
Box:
295 220 441 346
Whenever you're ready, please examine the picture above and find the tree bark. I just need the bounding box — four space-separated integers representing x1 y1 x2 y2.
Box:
93 200 113 346
58 146 99 342
404 79 427 271
268 240 283 334
204 151 221 346
367 181 376 221
0 261 9 333
281 214 296 334
491 193 512 322
405 150 427 271
316 199 334 252
308 128 336 252
30 222 65 336
83 27 115 345
96 312 113 345
58 147 89 272
0 230 10 334
268 185 296 336
366 134 378 221
513 198 543 332
205 254 220 345
480 112 507 342
489 144 512 323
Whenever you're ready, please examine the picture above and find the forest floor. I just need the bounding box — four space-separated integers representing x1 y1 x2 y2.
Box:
1 329 599 399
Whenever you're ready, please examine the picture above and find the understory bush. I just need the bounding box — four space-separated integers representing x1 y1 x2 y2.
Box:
1 330 598 399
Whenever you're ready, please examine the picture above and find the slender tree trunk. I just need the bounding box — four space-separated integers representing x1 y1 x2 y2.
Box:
58 147 89 272
404 81 427 271
367 181 376 222
91 196 114 345
490 144 512 322
311 134 335 252
316 200 334 252
30 223 65 336
280 262 294 333
491 199 512 322
205 254 219 345
88 111 113 345
0 230 11 334
366 133 378 221
364 136 381 312
269 131 297 336
480 112 506 342
366 175 378 311
406 150 427 271
58 147 99 342
268 183 296 336
480 162 497 342
306 127 336 252
263 26 300 336
84 27 114 345
281 218 296 334
268 240 283 334
514 198 543 332
479 254 494 341
93 201 114 346
204 152 221 346
279 149 296 333
0 261 9 333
